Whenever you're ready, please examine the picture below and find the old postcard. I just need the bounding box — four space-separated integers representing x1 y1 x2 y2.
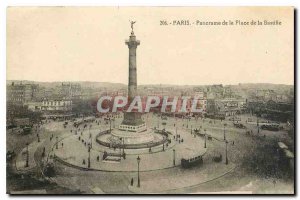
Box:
6 7 294 194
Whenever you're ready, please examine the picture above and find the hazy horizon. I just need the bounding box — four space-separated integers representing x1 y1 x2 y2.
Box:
6 79 294 87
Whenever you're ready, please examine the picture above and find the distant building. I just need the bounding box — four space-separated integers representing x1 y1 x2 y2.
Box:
7 82 39 105
60 83 82 99
25 101 43 111
41 98 72 112
207 98 246 116
255 89 277 102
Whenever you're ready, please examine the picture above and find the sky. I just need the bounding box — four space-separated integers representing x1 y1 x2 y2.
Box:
7 7 294 85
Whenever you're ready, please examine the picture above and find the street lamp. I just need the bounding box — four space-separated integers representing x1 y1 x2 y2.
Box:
223 123 227 140
122 138 125 155
56 136 58 149
89 125 93 149
204 129 207 148
186 117 189 128
173 149 176 166
88 144 91 168
225 140 229 165
25 143 29 167
109 118 112 133
119 138 122 159
137 156 141 188
191 125 193 134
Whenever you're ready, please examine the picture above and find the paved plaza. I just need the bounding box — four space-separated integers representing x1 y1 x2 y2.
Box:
53 119 207 171
12 113 293 193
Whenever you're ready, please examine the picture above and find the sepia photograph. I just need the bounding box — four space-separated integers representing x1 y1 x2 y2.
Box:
6 6 295 194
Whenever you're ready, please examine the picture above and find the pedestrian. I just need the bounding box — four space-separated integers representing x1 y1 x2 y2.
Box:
62 143 64 147
83 159 86 165
97 155 99 161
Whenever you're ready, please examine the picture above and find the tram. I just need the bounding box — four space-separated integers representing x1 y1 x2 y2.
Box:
181 150 203 168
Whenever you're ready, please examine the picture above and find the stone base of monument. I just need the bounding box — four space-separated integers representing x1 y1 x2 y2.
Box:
96 128 167 149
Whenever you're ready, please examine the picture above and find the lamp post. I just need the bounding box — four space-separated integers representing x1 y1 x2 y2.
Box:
56 136 58 149
191 125 193 134
204 129 207 148
173 149 176 166
25 143 29 167
119 138 122 159
225 140 229 165
109 118 112 133
186 117 189 128
122 137 125 155
137 156 141 188
257 116 259 134
223 123 227 140
89 125 92 149
88 144 91 168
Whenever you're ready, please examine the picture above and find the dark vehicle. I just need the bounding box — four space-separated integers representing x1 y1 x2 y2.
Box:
233 122 246 129
229 117 241 122
22 126 32 134
161 116 168 120
6 150 16 161
6 124 17 129
205 113 225 120
213 153 222 162
44 162 55 177
181 150 203 168
194 129 200 134
260 124 280 131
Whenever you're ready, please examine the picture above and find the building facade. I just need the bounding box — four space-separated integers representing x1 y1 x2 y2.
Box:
41 98 72 111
